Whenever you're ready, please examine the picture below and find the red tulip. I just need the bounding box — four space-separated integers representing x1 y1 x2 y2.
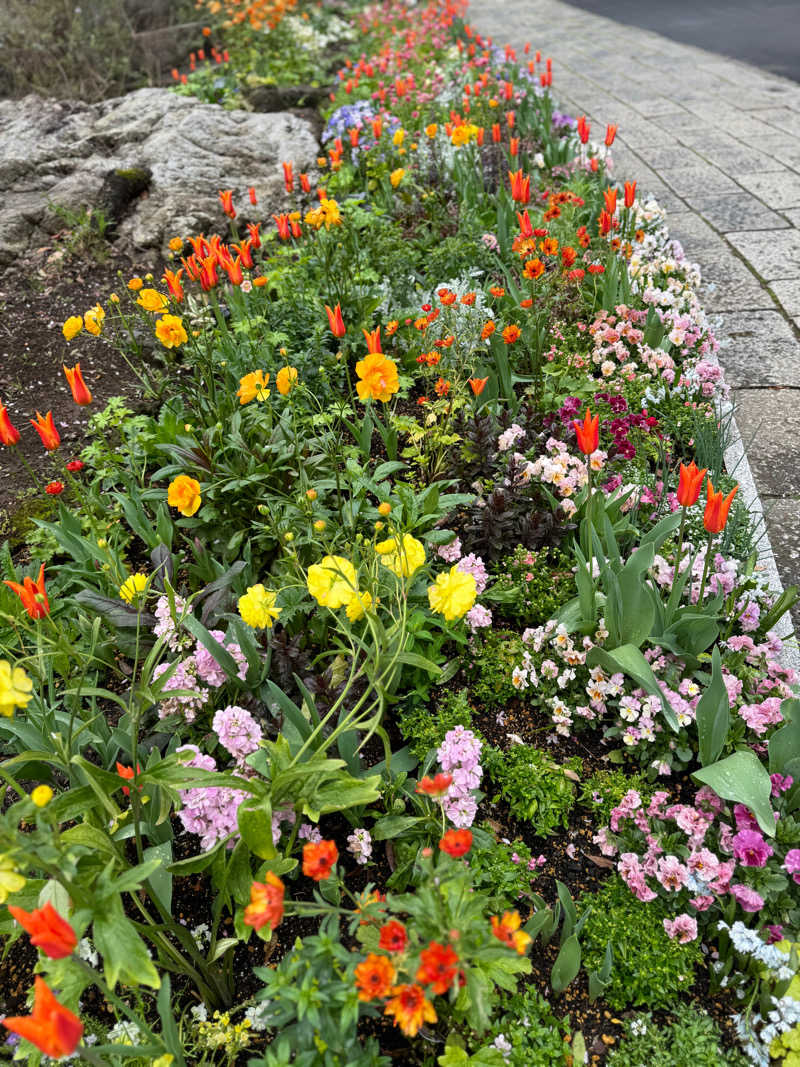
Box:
248 186 257 205
704 479 738 534
218 189 235 218
572 408 599 455
676 461 707 507
624 181 637 208
282 161 294 193
605 123 618 147
62 364 92 406
468 377 488 396
8 902 77 959
325 304 346 338
508 169 530 204
4 562 49 619
415 773 452 798
363 326 382 354
0 403 20 446
2 977 82 1058
162 268 184 302
603 188 618 215
30 411 60 451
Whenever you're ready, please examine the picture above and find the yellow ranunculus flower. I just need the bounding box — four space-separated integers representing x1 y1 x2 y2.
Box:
62 315 83 341
276 366 298 396
119 573 148 603
307 556 357 609
238 584 280 629
84 304 105 336
155 314 188 348
167 474 202 516
392 128 405 147
0 660 33 718
376 533 425 578
451 123 479 147
427 566 477 621
345 589 372 622
304 197 342 230
238 370 270 404
31 785 53 807
127 277 144 291
355 353 399 403
169 237 184 252
425 123 438 138
137 288 169 312
0 855 26 904
390 168 405 188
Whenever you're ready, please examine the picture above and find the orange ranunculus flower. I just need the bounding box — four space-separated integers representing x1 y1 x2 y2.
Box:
378 921 408 953
502 324 521 344
363 326 382 354
136 288 169 313
354 953 396 1001
8 902 77 959
523 258 545 280
0 403 20 446
243 873 285 934
167 474 202 517
468 377 488 397
30 411 60 451
676 460 707 508
390 168 405 188
355 353 399 403
439 828 473 857
63 363 92 406
481 320 496 340
425 123 438 138
2 977 83 1058
325 303 346 337
416 941 459 994
155 314 188 349
276 366 298 396
704 478 738 534
384 984 436 1037
302 839 338 881
572 407 599 455
415 773 452 798
4 563 49 620
490 910 532 955
238 370 270 404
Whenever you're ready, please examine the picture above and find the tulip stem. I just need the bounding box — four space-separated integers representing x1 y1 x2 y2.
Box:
675 506 687 573
697 532 715 605
11 444 43 491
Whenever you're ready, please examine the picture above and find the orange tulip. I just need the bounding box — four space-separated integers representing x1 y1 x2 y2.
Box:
0 403 20 446
300 172 311 193
509 136 519 157
363 326 382 354
162 268 184 302
325 304 346 337
30 411 60 451
572 408 599 455
2 977 83 1058
248 186 257 205
517 209 533 238
63 364 92 406
273 213 291 240
218 189 235 218
468 377 488 396
8 902 77 959
508 169 530 204
605 123 618 147
282 161 294 193
704 479 738 534
676 461 707 508
624 181 637 208
246 221 261 248
491 122 501 142
4 562 49 619
603 188 618 215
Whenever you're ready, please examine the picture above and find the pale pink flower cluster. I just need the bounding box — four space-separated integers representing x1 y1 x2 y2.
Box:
176 745 247 850
212 705 262 763
153 660 207 723
437 726 482 829
194 630 248 687
154 594 191 651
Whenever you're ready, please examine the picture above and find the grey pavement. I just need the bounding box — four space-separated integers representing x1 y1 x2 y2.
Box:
470 0 800 635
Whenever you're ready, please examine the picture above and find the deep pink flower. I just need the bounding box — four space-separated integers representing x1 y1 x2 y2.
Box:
730 884 765 912
732 829 773 868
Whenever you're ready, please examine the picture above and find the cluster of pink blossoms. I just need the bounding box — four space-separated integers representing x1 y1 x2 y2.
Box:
437 539 492 633
152 627 249 723
436 726 483 828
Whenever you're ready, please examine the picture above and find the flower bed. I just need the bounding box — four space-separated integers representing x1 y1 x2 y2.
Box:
0 1 799 1064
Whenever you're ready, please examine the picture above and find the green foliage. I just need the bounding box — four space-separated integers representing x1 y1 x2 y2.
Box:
487 543 575 626
468 630 526 711
607 1004 748 1066
579 877 702 1010
49 202 111 261
484 746 581 834
398 687 484 762
578 768 650 825
468 833 538 910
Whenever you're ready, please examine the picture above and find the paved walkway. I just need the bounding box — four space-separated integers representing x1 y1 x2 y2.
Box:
471 0 800 623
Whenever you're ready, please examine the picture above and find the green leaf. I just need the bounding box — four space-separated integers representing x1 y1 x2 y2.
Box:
551 933 581 993
181 614 239 679
372 815 424 841
692 750 775 836
769 699 800 773
93 901 161 989
586 644 679 731
695 646 729 766
74 589 156 629
237 797 277 860
143 842 172 912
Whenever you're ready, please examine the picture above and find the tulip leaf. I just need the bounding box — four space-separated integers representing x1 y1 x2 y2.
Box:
696 646 729 766
692 750 775 836
551 933 581 993
586 644 679 731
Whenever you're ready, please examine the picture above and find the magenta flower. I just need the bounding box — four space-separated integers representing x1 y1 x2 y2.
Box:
784 849 800 885
730 884 765 913
732 829 774 868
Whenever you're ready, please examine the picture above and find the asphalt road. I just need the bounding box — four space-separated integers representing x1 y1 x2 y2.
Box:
561 0 800 83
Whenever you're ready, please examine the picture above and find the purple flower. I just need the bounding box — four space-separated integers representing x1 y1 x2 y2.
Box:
456 553 488 594
347 828 372 865
784 849 800 884
663 914 698 943
732 829 774 868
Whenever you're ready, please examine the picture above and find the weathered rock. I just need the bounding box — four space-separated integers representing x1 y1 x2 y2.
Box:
0 88 319 266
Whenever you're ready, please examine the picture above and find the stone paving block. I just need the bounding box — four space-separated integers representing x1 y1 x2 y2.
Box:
664 211 724 249
657 165 740 198
700 279 776 313
734 170 800 208
726 229 800 280
653 111 715 135
632 143 704 171
732 389 800 495
718 312 800 387
749 108 800 138
769 280 800 318
688 192 790 232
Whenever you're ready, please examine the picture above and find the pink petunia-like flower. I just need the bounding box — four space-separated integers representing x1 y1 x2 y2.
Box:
730 883 765 913
656 855 689 891
663 914 698 943
784 849 800 885
732 829 774 868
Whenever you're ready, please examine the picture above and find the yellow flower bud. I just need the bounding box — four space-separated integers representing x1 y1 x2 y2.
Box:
31 785 53 807
377 502 392 516
284 532 294 542
109 293 120 303
314 519 326 532
374 521 385 531
306 489 318 501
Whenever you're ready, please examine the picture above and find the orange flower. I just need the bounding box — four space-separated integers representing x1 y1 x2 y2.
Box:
481 320 496 340
218 189 235 218
605 123 618 146
416 941 459 994
363 326 382 354
384 984 437 1037
276 366 298 396
624 181 637 208
0 403 20 446
572 408 599 454
243 873 285 933
461 292 476 306
378 921 408 953
434 377 450 398
491 910 532 954
248 186 257 205
439 828 473 857
273 213 291 240
355 353 399 403
438 288 457 306
325 303 346 337
354 953 396 1001
603 188 618 215
302 839 338 881
561 246 577 268
502 324 521 344
489 286 505 298
508 169 530 204
415 773 452 798
676 461 707 508
385 320 399 336
468 377 488 397
116 761 142 797
2 977 83 1058
523 258 545 280
7 902 77 959
282 161 294 192
167 474 202 517
4 563 49 619
704 479 738 534
30 411 60 451
162 268 184 302
63 363 92 406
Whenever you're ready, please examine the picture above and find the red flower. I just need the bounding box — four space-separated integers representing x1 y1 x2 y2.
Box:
218 189 235 218
2 977 83 1058
8 902 77 959
587 263 605 275
45 481 64 495
508 169 530 204
4 563 49 619
116 761 142 796
325 303 346 337
247 221 261 249
383 984 436 1037
282 161 294 193
272 213 291 240
30 411 60 451
300 173 311 193
363 326 382 354
605 123 618 147
243 873 285 933
439 829 473 858
65 460 84 472
302 839 339 881
354 953 395 1000
416 941 459 994
624 181 637 208
63 364 92 406
415 773 453 798
572 408 599 454
517 209 533 238
704 478 738 534
676 461 707 508
602 188 618 215
248 186 257 205
162 268 184 302
0 403 20 446
378 921 408 953
468 377 488 397
502 324 521 344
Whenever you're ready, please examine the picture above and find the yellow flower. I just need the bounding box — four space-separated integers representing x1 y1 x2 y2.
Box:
390 168 405 188
307 556 357 609
425 123 438 138
313 519 326 531
31 785 53 807
355 353 399 403
345 589 372 622
451 124 479 146
305 197 342 230
238 584 280 629
167 474 202 516
0 660 33 718
127 277 144 291
169 237 184 252
392 129 405 147
427 566 477 621
119 573 148 603
83 304 105 336
137 288 169 312
238 370 270 404
0 855 25 904
155 314 188 348
376 533 425 578
62 316 83 341
276 366 298 396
